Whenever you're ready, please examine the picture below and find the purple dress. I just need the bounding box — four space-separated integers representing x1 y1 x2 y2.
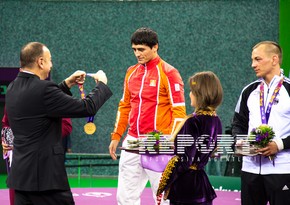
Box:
159 114 222 204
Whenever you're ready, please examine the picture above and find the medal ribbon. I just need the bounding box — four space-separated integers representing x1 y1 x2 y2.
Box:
260 77 284 124
78 84 94 123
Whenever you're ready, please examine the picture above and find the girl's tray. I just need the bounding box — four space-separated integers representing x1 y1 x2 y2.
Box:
119 147 144 154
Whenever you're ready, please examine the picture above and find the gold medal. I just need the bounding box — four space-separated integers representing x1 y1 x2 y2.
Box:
84 122 96 135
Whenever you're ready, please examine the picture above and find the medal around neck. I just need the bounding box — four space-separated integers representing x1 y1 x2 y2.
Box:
84 122 96 135
78 81 96 135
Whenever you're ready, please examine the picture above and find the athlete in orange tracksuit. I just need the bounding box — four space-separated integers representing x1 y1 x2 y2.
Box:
109 27 186 205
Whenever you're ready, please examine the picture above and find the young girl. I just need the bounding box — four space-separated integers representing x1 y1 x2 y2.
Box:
157 71 223 205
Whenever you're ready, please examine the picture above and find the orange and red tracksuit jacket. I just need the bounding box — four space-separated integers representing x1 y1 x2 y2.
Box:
111 56 186 141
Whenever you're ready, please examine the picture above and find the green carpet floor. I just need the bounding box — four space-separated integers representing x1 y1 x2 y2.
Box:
0 174 241 191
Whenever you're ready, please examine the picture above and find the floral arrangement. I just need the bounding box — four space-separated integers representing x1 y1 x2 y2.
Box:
248 124 276 163
126 130 173 153
1 127 14 147
126 130 162 150
1 127 14 161
146 130 163 152
126 130 174 174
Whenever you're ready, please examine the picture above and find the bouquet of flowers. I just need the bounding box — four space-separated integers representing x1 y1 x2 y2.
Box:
126 130 163 151
142 130 174 153
146 130 162 152
1 127 14 147
1 127 14 166
125 130 174 172
126 130 173 153
248 124 276 163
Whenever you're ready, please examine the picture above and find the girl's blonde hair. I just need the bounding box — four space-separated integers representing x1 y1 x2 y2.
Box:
171 71 223 141
189 71 223 112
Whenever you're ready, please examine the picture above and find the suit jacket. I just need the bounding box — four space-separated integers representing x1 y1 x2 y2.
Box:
5 72 112 191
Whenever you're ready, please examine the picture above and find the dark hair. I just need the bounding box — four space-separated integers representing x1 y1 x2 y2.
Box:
130 27 158 48
20 42 46 68
253 41 283 65
189 71 223 111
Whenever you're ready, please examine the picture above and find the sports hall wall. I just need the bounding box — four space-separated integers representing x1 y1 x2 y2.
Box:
0 0 281 158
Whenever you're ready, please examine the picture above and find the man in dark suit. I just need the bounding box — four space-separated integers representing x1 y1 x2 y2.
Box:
5 42 112 205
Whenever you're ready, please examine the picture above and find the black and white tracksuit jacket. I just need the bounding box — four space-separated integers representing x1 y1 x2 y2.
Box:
232 74 290 174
